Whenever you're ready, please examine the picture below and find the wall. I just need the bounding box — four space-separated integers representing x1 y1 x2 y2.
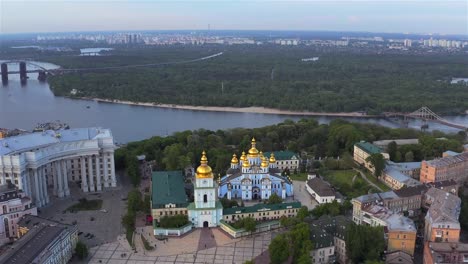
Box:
153 223 192 237
387 230 417 256
219 220 280 238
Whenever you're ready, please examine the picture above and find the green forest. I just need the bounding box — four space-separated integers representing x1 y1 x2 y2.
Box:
22 44 467 115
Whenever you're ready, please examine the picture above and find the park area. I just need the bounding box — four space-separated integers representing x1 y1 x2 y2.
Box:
320 169 379 198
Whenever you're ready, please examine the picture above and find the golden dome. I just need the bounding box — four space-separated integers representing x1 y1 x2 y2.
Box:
248 138 259 157
261 157 268 168
196 151 213 179
231 154 239 164
240 151 247 161
269 153 276 163
242 158 250 168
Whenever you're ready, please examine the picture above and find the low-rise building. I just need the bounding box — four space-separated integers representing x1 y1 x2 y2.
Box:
0 181 37 246
306 177 340 204
263 151 300 171
386 251 414 264
423 188 461 243
373 139 419 151
151 171 189 222
423 242 468 264
385 214 417 256
382 168 421 190
222 202 301 223
309 225 335 264
420 152 468 184
353 141 389 172
0 214 78 264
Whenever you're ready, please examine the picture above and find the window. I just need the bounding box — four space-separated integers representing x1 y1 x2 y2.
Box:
203 194 207 203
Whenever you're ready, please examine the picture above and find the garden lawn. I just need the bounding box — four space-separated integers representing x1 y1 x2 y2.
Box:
320 169 376 198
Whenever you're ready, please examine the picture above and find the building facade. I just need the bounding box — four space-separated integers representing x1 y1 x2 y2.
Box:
218 139 294 201
188 152 223 228
423 242 468 264
0 182 37 246
306 177 339 204
353 141 389 172
223 202 301 223
420 151 468 184
263 151 300 171
0 128 116 207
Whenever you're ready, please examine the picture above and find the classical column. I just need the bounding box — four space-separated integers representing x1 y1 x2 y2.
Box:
56 161 64 198
103 154 109 188
88 156 95 192
95 156 101 191
110 153 116 187
52 162 58 196
80 157 88 192
62 160 70 196
33 169 42 207
0 167 5 185
41 167 49 205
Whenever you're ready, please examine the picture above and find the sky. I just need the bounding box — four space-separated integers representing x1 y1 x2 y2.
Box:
0 0 467 35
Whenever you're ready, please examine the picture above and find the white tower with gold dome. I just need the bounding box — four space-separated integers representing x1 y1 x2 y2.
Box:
188 151 223 228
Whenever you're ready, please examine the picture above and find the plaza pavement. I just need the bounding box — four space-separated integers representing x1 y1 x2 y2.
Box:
88 228 278 264
291 180 318 210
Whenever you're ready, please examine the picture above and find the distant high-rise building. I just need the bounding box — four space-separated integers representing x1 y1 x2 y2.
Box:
404 39 412 47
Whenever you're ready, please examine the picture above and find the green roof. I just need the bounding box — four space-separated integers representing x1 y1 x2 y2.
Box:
151 171 188 209
223 201 301 215
263 151 298 161
355 141 382 155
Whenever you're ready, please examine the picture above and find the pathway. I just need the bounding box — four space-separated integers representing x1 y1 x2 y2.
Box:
353 168 383 192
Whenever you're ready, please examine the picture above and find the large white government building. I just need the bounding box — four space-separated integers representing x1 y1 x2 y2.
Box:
0 128 116 207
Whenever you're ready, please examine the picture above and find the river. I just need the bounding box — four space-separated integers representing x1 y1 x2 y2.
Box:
0 61 466 143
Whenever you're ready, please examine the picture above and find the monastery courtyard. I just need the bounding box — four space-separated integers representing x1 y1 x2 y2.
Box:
88 227 278 264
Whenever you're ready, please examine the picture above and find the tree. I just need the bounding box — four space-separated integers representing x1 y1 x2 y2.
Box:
297 206 310 221
387 141 398 161
269 234 290 264
127 189 143 213
404 151 414 162
345 223 385 263
243 217 257 233
289 223 313 262
75 241 88 260
365 153 386 177
267 193 283 204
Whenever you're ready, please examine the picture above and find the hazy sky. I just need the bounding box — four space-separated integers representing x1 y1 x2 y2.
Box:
1 0 467 35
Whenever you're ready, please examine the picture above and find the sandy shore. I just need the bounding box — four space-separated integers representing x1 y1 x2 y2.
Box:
82 97 376 117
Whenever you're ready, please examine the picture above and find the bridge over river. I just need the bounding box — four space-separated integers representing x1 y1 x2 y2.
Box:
383 107 467 131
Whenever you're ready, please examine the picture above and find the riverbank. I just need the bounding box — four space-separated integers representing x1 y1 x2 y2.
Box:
82 97 377 118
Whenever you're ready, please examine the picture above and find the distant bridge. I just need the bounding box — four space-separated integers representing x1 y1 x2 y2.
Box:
383 107 467 131
1 52 224 83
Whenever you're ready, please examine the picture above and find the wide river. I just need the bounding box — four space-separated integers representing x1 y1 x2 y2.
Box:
1 62 467 143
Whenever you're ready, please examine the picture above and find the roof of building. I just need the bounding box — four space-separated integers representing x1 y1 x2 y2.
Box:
263 151 298 160
223 202 301 215
394 185 428 198
373 139 419 147
151 171 188 208
386 161 421 171
355 141 383 155
425 152 468 168
443 150 460 157
309 225 334 249
311 215 352 240
0 127 112 155
425 188 461 226
0 215 76 264
385 214 416 232
385 251 414 264
427 242 468 254
384 169 414 183
431 179 458 193
306 177 336 197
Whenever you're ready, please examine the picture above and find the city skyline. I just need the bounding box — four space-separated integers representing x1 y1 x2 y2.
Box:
1 0 467 35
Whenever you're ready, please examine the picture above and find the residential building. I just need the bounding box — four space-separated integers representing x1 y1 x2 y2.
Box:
151 171 189 222
373 139 419 151
263 150 300 171
423 188 461 243
386 161 421 179
222 202 301 223
0 181 37 246
423 242 468 264
386 251 414 264
0 215 78 264
382 168 421 190
353 141 389 172
308 215 351 264
306 177 340 204
385 214 417 256
218 139 294 201
309 225 335 264
0 128 117 207
420 152 468 184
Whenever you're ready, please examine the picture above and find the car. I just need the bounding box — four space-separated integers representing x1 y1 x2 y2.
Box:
100 209 108 213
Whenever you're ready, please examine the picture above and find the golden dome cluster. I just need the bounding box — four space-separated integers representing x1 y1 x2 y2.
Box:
196 151 213 179
269 153 276 163
261 157 269 168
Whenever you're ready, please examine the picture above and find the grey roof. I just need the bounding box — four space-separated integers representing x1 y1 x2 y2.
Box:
394 185 428 198
385 251 414 264
0 127 112 155
386 161 421 171
426 152 468 168
373 139 419 147
312 215 352 240
425 188 461 226
385 214 416 232
309 225 334 249
306 177 336 197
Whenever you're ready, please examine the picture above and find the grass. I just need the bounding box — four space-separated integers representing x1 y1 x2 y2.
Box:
141 234 154 251
320 169 375 198
66 198 102 212
363 171 391 192
289 173 308 181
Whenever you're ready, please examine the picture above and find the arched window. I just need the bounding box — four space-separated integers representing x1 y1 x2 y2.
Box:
203 194 207 203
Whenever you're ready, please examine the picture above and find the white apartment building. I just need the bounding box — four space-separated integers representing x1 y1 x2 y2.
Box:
0 128 116 207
